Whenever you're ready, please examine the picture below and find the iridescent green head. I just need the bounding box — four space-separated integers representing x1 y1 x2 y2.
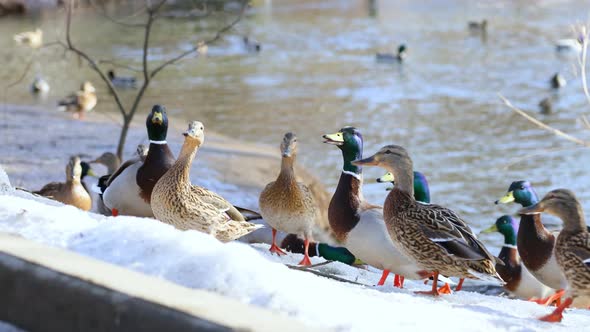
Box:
482 215 518 245
376 170 430 203
323 126 363 174
146 104 169 142
495 180 539 207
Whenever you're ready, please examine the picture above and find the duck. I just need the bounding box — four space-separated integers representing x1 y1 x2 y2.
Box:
539 97 552 115
495 180 569 303
259 132 319 266
376 171 430 203
31 76 49 95
323 128 450 290
279 234 358 265
468 19 487 32
57 81 97 119
556 36 583 54
78 161 97 195
519 189 590 322
352 145 503 296
197 41 208 56
151 121 262 241
101 105 175 217
481 215 553 300
376 44 407 63
90 152 121 174
34 156 92 211
14 28 43 48
243 36 261 53
107 70 137 89
550 73 566 89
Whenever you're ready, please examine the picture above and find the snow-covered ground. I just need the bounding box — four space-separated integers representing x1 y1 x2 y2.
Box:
0 190 589 331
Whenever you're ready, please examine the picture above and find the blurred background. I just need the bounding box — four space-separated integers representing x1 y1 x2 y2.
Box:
2 0 590 251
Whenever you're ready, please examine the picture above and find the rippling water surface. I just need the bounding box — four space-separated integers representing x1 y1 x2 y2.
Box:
2 0 590 251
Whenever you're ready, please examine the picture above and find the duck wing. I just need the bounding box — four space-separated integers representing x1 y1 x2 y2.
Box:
34 182 65 198
569 232 590 268
415 202 497 262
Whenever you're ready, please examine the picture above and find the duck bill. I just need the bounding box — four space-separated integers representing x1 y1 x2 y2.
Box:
322 132 344 145
86 169 97 177
281 147 292 158
376 172 394 183
480 224 498 234
352 155 377 166
518 202 544 215
495 191 515 204
151 111 163 125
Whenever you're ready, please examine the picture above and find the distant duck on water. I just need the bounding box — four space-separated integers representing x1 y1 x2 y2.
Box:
550 73 566 89
108 70 137 89
57 81 97 119
31 76 49 95
376 44 407 63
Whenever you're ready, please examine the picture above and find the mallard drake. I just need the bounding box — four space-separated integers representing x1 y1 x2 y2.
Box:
14 28 43 48
79 161 97 195
34 156 92 211
556 36 583 54
57 81 97 119
90 152 121 174
151 121 261 241
376 44 406 63
259 133 319 266
243 36 261 53
468 19 487 32
197 41 208 56
550 73 566 89
31 76 49 95
323 128 443 289
280 234 358 265
495 181 569 297
376 171 430 203
519 189 590 322
108 70 137 89
353 145 503 296
101 105 175 217
481 215 553 300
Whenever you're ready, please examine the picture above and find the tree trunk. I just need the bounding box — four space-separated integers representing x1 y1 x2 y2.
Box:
116 117 131 161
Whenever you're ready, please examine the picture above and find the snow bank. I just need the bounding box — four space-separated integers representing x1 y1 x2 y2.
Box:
0 194 588 332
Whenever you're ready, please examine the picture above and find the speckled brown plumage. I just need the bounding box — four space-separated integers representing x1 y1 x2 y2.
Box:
151 121 261 242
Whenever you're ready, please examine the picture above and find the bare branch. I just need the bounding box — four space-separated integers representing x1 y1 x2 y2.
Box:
5 56 34 89
89 0 147 28
499 94 590 147
286 263 367 286
98 59 143 73
502 145 586 170
150 1 247 78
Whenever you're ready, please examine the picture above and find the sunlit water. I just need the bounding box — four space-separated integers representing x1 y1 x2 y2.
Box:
2 0 590 252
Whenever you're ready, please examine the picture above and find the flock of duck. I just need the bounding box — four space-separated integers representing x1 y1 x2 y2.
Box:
10 22 590 324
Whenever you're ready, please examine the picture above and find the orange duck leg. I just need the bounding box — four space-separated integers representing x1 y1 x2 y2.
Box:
377 270 390 286
415 271 442 296
539 297 573 323
269 229 287 256
297 238 312 266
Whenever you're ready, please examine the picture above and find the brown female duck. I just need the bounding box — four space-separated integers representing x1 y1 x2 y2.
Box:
259 133 320 266
519 189 590 322
353 145 503 295
34 156 92 211
101 105 175 217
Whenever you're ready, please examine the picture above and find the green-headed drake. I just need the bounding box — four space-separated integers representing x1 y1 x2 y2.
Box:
519 189 590 322
259 132 320 266
481 215 553 300
376 44 407 63
496 181 568 298
353 145 503 296
377 171 430 203
323 128 431 288
151 121 262 241
102 105 175 217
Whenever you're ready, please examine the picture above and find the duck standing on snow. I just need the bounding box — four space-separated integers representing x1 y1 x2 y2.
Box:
108 70 137 89
376 44 407 63
101 105 175 217
481 215 553 300
14 28 43 48
57 81 97 119
519 189 590 322
259 133 319 266
151 121 262 241
34 156 92 211
323 128 444 289
496 181 569 304
353 145 503 296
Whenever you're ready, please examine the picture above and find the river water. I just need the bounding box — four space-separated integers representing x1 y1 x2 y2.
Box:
1 0 590 251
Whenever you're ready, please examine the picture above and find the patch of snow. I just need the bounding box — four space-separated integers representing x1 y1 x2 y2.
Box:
0 194 588 331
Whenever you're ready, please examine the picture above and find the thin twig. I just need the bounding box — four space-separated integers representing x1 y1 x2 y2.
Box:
502 145 586 169
5 56 34 89
89 0 147 28
98 59 143 73
286 264 368 286
286 260 333 270
499 94 590 147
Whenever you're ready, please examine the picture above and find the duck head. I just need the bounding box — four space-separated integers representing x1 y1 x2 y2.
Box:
81 81 96 94
107 70 115 80
496 180 539 207
376 170 430 203
80 161 96 179
136 144 149 158
183 121 205 146
280 132 298 158
323 127 363 173
398 44 407 57
481 215 518 245
66 156 83 182
352 145 414 194
90 152 119 167
146 105 169 142
518 189 585 231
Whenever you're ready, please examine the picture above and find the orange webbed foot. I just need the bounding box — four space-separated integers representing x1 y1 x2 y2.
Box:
269 243 287 256
377 270 390 286
298 255 312 266
437 283 452 294
538 298 573 323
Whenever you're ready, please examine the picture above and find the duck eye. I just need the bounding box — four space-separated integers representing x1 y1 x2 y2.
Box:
519 186 525 190
384 150 392 154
